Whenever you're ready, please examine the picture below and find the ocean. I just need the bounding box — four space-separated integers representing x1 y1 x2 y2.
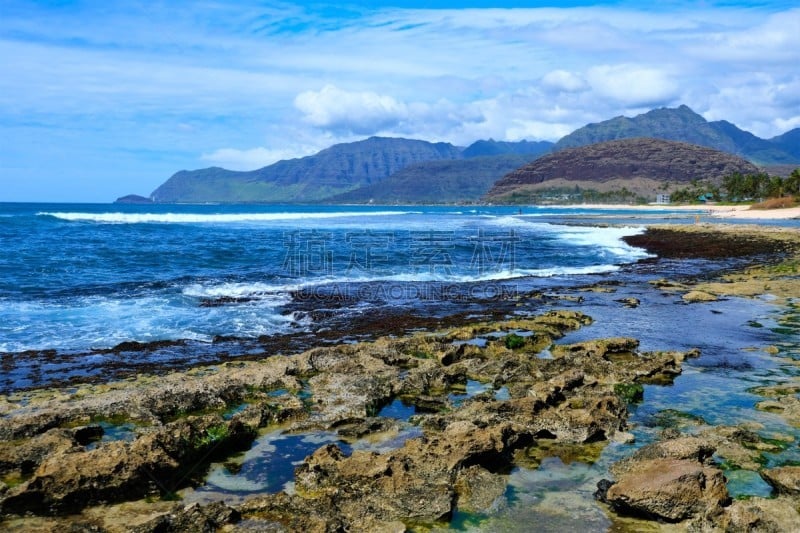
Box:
0 203 661 355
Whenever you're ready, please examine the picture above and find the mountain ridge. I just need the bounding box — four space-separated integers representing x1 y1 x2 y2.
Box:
151 137 463 204
133 105 799 204
554 105 798 165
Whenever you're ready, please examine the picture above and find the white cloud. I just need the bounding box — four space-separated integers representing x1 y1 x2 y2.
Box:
586 65 680 107
541 70 588 93
688 8 800 63
294 85 409 134
201 146 316 171
505 120 576 142
774 117 800 134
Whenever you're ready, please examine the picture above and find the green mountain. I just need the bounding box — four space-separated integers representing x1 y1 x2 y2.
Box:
327 154 533 204
462 139 553 158
554 106 798 165
150 137 462 203
770 128 800 160
485 137 760 204
141 106 797 204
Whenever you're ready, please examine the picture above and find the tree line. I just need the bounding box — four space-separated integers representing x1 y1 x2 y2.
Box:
670 168 800 204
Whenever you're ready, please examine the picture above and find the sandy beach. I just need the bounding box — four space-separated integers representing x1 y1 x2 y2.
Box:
553 203 800 220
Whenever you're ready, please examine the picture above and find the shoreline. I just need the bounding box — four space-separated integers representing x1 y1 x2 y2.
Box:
532 202 800 220
2 222 800 530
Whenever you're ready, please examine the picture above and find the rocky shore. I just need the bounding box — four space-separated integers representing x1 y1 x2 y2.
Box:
2 223 800 531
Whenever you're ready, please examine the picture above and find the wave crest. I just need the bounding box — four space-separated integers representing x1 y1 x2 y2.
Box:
38 211 411 224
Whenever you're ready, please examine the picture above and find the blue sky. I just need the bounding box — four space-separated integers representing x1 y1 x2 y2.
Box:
1 1 798 202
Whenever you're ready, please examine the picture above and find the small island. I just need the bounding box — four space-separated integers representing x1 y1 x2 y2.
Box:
114 194 153 204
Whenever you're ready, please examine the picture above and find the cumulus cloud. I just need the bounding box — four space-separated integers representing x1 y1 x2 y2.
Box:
586 65 680 107
541 70 589 93
201 146 316 171
294 85 409 134
689 8 800 63
505 119 576 143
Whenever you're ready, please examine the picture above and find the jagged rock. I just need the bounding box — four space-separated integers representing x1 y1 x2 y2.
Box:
0 427 78 476
698 425 788 471
131 501 240 532
0 416 256 515
604 458 729 522
335 417 401 439
551 338 639 359
650 278 685 289
612 431 636 444
528 369 585 405
454 465 507 513
688 496 800 532
600 437 730 523
237 491 406 532
294 421 528 524
609 436 716 478
760 466 800 495
0 311 703 527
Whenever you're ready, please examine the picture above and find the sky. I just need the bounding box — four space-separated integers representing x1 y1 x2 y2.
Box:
1 1 799 202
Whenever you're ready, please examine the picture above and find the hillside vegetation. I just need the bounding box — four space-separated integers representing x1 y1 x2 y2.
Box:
329 155 533 204
484 138 760 204
151 137 462 203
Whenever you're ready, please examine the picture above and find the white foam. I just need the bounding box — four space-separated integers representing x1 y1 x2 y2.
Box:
556 225 652 259
0 293 300 352
484 215 554 230
38 211 411 224
182 282 295 301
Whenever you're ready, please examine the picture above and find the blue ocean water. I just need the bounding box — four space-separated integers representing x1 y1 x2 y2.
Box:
0 203 681 354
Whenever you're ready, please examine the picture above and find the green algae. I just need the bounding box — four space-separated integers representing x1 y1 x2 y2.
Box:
648 408 706 430
613 383 644 403
514 440 606 470
1 471 29 489
504 333 526 350
196 424 230 448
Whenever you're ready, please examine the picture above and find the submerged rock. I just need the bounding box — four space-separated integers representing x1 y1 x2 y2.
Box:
682 290 719 303
615 297 640 308
454 465 507 513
